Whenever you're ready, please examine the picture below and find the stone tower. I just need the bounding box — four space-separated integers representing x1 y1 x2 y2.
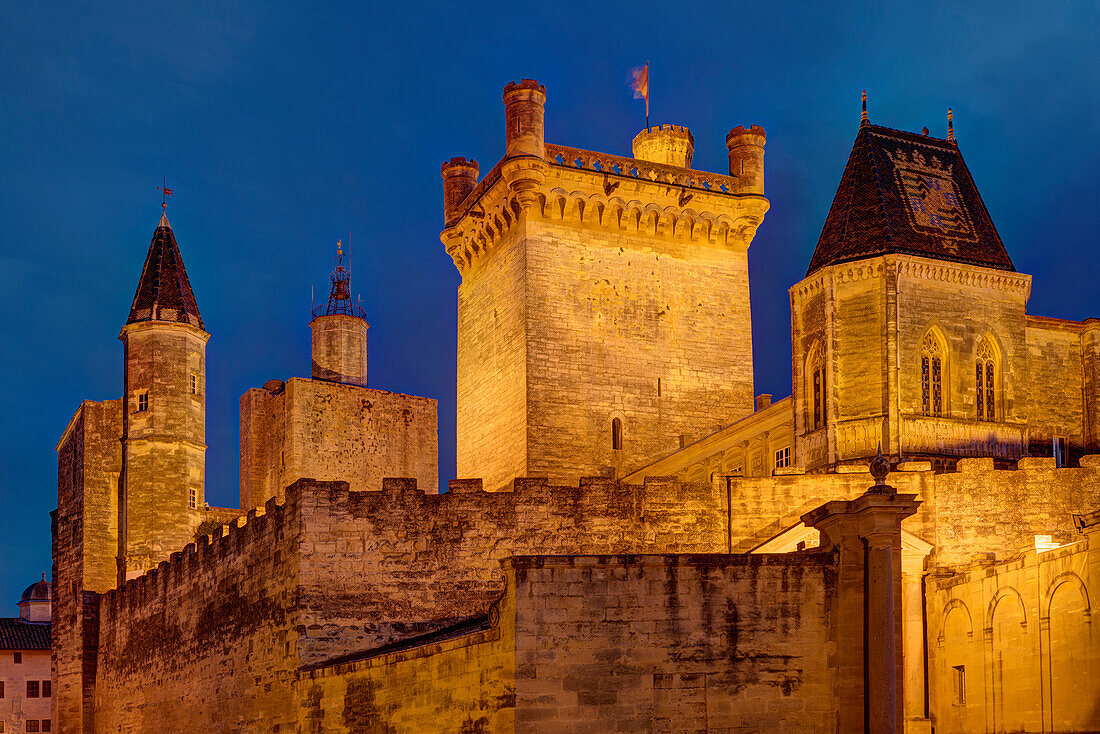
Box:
310 241 369 386
117 210 209 579
790 118 1032 470
442 80 770 489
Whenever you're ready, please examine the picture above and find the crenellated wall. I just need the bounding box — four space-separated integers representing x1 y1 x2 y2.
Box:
93 496 301 732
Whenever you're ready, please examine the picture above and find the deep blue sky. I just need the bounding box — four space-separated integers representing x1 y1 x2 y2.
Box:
2 1 1098 612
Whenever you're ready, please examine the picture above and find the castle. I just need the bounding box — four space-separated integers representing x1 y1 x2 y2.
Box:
51 80 1100 733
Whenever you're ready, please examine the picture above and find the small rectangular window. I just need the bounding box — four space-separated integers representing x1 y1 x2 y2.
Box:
189 487 197 509
0 679 4 697
27 721 39 733
27 679 39 698
137 391 149 413
774 446 791 470
42 722 52 732
952 665 966 704
13 651 21 664
42 680 51 698
190 373 199 395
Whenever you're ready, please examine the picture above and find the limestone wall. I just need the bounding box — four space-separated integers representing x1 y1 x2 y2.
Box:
511 553 835 733
524 217 756 484
239 376 439 507
1026 317 1086 456
293 476 728 664
928 531 1100 733
92 498 302 733
296 608 513 733
53 399 121 733
455 225 528 491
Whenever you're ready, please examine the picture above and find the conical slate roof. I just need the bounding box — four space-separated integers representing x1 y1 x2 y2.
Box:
126 213 204 329
806 123 1014 276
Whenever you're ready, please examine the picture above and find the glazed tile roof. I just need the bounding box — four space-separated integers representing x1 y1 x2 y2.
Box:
126 213 204 329
806 123 1014 276
0 619 51 650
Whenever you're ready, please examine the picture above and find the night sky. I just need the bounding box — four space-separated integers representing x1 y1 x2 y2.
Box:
2 1 1098 612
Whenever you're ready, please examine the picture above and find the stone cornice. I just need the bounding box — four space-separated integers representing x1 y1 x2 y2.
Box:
790 254 1032 301
441 146 770 276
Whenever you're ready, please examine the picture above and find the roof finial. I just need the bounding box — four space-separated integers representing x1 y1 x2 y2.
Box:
861 90 868 126
155 177 174 227
336 238 343 263
41 572 46 581
947 108 955 143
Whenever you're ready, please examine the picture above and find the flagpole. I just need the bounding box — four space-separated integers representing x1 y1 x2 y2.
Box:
645 61 650 130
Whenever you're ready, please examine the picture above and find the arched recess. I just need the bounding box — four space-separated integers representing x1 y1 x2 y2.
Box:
1046 572 1093 731
920 326 949 417
989 586 1037 733
804 341 825 431
938 599 981 732
975 333 1002 422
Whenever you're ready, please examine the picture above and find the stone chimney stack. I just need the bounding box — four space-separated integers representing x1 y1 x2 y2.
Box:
632 125 694 169
441 157 479 226
726 125 767 194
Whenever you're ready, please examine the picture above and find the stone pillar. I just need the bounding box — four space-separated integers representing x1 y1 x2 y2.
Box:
901 544 933 734
803 454 920 733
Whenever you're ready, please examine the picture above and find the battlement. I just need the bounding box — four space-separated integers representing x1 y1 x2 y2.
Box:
503 78 545 96
101 493 286 611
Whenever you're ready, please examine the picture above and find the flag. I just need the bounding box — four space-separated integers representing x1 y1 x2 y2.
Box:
631 62 649 119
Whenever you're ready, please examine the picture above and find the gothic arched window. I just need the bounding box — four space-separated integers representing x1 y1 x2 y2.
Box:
921 333 944 416
976 338 997 421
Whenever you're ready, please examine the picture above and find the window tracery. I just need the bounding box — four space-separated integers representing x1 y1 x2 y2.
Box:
921 333 944 416
976 338 996 421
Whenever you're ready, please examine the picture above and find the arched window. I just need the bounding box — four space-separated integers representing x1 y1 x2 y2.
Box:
976 338 997 421
611 418 622 451
921 332 944 416
806 343 825 430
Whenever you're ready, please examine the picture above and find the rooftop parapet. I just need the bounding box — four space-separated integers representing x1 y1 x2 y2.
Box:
632 124 695 169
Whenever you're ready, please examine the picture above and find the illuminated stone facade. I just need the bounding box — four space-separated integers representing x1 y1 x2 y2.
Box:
51 80 1100 733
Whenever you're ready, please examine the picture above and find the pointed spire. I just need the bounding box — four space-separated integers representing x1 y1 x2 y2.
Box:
947 108 955 143
126 211 203 329
861 90 868 126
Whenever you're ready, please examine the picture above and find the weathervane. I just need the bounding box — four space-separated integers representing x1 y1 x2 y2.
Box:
156 177 174 212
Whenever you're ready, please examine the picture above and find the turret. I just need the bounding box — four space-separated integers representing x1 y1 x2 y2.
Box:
503 79 546 159
726 125 767 194
118 209 209 580
310 241 369 387
631 125 694 169
441 157 479 225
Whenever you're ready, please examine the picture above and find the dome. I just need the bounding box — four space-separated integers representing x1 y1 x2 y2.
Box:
20 574 50 603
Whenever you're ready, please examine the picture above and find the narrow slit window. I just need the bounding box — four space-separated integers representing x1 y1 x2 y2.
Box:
190 373 199 395
611 418 622 451
812 368 824 429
